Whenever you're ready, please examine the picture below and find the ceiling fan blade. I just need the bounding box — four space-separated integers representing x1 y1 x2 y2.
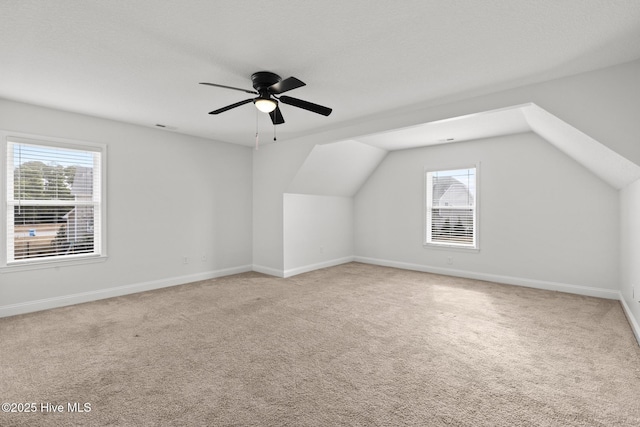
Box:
268 77 305 94
269 106 285 125
279 95 332 116
200 82 257 95
208 98 253 115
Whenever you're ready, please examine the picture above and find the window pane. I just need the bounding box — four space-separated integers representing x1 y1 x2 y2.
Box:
431 168 475 207
11 144 95 202
13 205 95 260
6 139 103 265
426 167 477 248
430 208 474 244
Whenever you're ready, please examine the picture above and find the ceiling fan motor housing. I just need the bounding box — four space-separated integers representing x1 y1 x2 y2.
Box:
251 71 282 93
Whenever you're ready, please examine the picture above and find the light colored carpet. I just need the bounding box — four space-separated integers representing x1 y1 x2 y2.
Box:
1 262 640 426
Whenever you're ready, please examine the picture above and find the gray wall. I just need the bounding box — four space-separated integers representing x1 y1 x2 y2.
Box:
283 194 354 276
0 99 253 314
354 132 619 295
620 179 640 341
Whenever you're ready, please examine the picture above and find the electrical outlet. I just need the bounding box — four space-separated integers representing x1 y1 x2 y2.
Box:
320 246 324 254
183 256 189 265
201 254 207 262
446 257 453 265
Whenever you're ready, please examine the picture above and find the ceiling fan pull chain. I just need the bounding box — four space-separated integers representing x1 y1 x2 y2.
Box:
255 109 260 150
273 123 277 142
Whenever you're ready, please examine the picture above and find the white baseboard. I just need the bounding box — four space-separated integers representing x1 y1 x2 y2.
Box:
354 256 620 300
283 256 355 278
619 293 640 346
252 264 285 278
0 264 252 318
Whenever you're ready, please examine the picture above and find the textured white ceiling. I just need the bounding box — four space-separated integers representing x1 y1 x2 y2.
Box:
1 0 639 146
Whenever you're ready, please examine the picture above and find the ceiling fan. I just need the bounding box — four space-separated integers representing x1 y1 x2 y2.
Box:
200 71 332 125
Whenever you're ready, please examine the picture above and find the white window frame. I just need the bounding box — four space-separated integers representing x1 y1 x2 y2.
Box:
424 164 479 250
1 131 107 271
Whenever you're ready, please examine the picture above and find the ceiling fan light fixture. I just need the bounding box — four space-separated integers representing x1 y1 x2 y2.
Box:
254 97 277 113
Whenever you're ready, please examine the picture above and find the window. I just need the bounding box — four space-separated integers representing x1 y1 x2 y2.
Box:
4 136 105 267
425 166 477 249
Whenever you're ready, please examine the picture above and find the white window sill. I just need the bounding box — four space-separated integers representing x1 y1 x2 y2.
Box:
1 254 108 273
423 243 480 253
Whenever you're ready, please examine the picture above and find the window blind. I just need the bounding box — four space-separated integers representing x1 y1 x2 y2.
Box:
426 167 477 247
6 139 102 263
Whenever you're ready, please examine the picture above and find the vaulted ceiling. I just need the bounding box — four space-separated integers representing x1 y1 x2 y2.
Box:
1 1 640 147
287 104 640 200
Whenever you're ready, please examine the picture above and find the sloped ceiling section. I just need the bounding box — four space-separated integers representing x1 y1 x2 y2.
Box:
286 140 387 197
289 104 640 197
353 105 532 151
522 104 640 189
